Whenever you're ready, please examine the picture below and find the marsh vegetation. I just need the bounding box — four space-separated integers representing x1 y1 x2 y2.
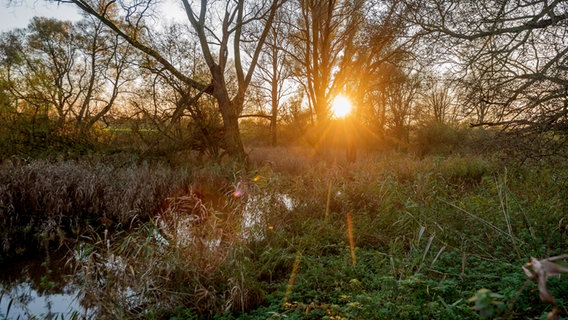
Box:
1 0 568 318
1 137 567 319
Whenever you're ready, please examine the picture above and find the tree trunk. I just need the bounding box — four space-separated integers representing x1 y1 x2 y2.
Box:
270 107 278 146
212 72 246 161
221 105 245 161
270 58 279 146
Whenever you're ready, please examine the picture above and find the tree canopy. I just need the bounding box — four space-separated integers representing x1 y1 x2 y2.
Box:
0 0 566 159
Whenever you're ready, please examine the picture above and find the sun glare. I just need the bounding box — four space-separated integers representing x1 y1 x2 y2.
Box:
331 95 352 118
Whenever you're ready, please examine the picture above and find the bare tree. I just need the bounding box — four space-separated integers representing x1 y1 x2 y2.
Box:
63 0 283 161
423 80 455 124
382 64 420 142
73 14 135 134
457 59 507 125
252 7 293 146
285 0 418 156
404 0 568 140
287 0 365 122
344 1 413 142
131 23 226 157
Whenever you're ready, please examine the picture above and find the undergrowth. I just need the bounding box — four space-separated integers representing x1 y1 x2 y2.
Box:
1 150 567 319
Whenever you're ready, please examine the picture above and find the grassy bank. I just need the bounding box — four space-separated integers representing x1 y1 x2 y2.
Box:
238 149 568 319
1 149 567 319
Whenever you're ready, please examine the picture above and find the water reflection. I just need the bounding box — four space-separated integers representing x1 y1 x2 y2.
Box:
0 251 94 319
241 193 295 240
0 282 83 319
0 189 296 319
156 184 295 246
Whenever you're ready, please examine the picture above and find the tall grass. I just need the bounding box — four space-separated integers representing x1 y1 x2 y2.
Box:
241 149 568 318
68 175 268 317
2 148 567 318
0 158 193 261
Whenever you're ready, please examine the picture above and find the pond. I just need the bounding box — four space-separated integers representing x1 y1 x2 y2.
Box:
0 249 95 319
0 189 296 318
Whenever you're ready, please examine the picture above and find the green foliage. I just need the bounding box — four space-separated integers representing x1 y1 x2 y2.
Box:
0 104 105 158
413 121 498 157
468 288 506 319
1 151 567 318
237 151 567 319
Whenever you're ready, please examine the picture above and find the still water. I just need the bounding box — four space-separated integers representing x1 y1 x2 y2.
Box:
0 250 93 319
0 191 295 319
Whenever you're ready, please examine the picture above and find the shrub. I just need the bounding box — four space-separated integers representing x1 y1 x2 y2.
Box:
413 121 497 157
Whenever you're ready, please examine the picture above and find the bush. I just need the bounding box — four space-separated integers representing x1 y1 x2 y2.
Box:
413 121 497 157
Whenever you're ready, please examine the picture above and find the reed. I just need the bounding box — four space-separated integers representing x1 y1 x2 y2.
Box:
2 148 566 318
0 158 192 260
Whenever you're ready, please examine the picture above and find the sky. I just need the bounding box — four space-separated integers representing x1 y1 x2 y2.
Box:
0 0 187 32
0 0 83 32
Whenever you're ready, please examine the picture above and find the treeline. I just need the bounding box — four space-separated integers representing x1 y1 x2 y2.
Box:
0 0 566 160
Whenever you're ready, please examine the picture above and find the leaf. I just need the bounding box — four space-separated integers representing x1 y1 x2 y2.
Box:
523 255 568 305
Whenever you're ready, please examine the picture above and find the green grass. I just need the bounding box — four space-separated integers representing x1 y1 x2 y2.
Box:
1 149 567 319
220 151 568 319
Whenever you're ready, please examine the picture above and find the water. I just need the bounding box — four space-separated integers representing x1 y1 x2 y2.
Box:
0 190 296 319
0 250 94 319
241 193 295 240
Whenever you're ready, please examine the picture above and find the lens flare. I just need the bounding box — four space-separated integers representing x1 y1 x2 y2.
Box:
232 181 246 198
347 212 356 267
283 250 302 307
325 180 332 223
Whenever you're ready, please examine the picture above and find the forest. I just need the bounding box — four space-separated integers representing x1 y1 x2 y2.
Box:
0 0 567 319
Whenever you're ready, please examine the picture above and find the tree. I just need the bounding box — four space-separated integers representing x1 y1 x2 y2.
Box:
286 0 418 155
382 64 420 142
343 1 413 144
1 18 77 128
404 0 568 140
288 0 365 123
72 14 136 135
0 19 76 148
423 79 455 124
252 7 293 146
64 0 284 161
0 15 135 147
0 67 18 154
132 23 225 158
457 59 507 125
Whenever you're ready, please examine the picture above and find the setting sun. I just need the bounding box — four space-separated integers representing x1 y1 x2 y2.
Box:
331 95 353 118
